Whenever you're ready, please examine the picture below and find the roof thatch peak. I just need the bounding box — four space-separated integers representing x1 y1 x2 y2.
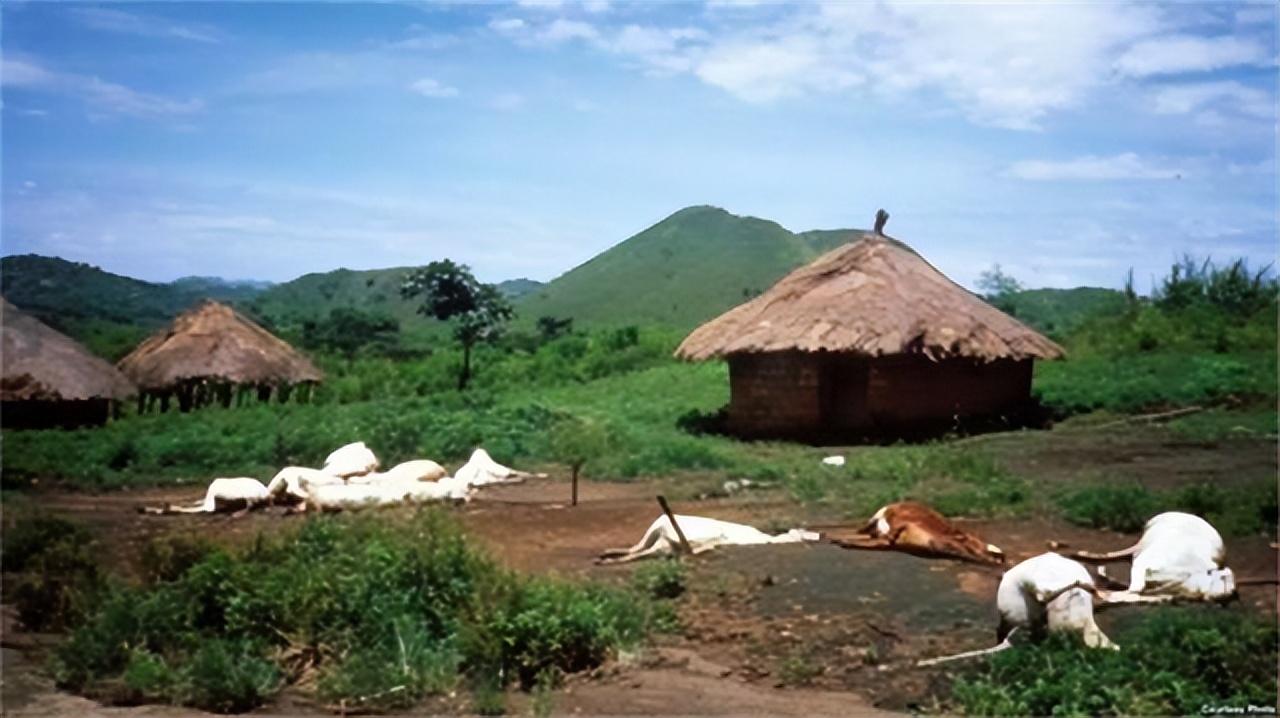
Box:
117 300 322 390
675 218 1064 363
2 297 136 401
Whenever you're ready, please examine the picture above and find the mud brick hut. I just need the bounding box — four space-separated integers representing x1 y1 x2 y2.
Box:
675 211 1064 440
118 300 322 413
1 298 136 429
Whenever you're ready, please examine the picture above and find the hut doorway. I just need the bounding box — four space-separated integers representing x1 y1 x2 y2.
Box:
820 354 871 431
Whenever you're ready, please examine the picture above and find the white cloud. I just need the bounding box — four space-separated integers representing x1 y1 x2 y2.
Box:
1008 153 1185 181
489 92 525 111
1 57 202 118
1114 35 1271 77
516 0 565 9
540 19 599 43
582 0 610 14
384 33 458 51
69 7 222 43
408 77 459 98
1151 81 1272 118
489 18 526 34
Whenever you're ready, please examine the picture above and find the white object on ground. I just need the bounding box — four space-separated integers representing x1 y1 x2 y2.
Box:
322 441 379 478
997 552 1115 649
822 455 845 467
151 477 270 514
454 448 544 487
1079 512 1235 603
304 476 471 512
266 466 343 502
348 459 448 485
598 514 820 564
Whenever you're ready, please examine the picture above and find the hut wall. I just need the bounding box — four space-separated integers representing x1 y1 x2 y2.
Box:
1 398 111 430
726 352 823 436
863 356 1033 426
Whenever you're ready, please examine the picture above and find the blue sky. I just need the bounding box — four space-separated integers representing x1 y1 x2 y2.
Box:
2 1 1276 292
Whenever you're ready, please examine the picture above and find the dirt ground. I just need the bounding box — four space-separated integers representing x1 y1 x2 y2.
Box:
2 430 1277 716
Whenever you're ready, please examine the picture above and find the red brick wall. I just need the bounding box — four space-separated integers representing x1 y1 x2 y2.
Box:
725 352 1034 437
864 355 1033 425
726 352 823 436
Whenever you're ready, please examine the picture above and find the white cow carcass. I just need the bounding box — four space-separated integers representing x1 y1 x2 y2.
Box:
266 466 343 503
347 459 447 485
304 476 471 512
997 552 1115 649
144 477 270 515
322 441 379 478
598 514 819 564
454 448 544 487
1078 512 1236 603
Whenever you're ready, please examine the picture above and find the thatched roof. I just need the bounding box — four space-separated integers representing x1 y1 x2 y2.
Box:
676 220 1065 362
117 300 322 390
1 298 136 401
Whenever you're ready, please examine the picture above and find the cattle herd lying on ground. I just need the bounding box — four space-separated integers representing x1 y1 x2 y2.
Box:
141 442 543 514
145 443 1268 665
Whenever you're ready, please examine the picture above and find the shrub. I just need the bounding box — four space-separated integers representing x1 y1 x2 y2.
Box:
630 558 686 600
1056 483 1159 533
949 607 1278 716
53 510 658 711
2 514 104 630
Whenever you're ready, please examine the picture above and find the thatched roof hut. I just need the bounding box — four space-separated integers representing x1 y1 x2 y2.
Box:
676 211 1063 439
2 298 135 428
118 300 321 411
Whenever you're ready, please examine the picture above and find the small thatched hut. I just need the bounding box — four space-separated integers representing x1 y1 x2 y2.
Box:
118 300 322 412
2 298 136 428
675 211 1064 440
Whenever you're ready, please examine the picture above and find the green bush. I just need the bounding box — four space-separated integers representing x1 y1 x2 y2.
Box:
1056 483 1159 533
630 558 686 600
949 607 1278 716
2 514 104 630
1056 481 1277 537
52 510 658 712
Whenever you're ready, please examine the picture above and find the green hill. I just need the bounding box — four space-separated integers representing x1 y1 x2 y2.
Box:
0 255 269 328
515 206 863 330
0 255 276 359
1001 287 1127 338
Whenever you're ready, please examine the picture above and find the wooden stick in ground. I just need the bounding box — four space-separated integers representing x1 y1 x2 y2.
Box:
571 465 579 507
656 495 694 555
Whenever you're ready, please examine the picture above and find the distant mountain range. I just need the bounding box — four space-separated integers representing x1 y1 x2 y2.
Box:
1 205 1122 356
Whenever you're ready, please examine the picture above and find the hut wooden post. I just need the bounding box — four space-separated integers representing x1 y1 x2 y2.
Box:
218 383 233 408
159 392 171 413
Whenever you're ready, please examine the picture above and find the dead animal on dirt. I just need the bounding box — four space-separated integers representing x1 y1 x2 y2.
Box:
347 459 448 485
1074 511 1239 603
597 514 819 564
918 552 1114 667
304 476 471 512
454 448 546 487
140 477 270 515
266 466 343 504
827 501 1005 565
321 441 379 478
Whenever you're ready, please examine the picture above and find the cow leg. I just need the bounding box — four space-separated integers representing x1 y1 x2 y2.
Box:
830 535 894 550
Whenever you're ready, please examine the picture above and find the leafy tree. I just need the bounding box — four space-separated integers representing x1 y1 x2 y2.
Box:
401 260 514 390
536 316 574 342
547 416 613 506
301 308 399 359
977 264 1024 314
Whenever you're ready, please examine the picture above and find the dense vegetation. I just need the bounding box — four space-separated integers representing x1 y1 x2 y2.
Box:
948 607 1278 716
3 511 664 714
